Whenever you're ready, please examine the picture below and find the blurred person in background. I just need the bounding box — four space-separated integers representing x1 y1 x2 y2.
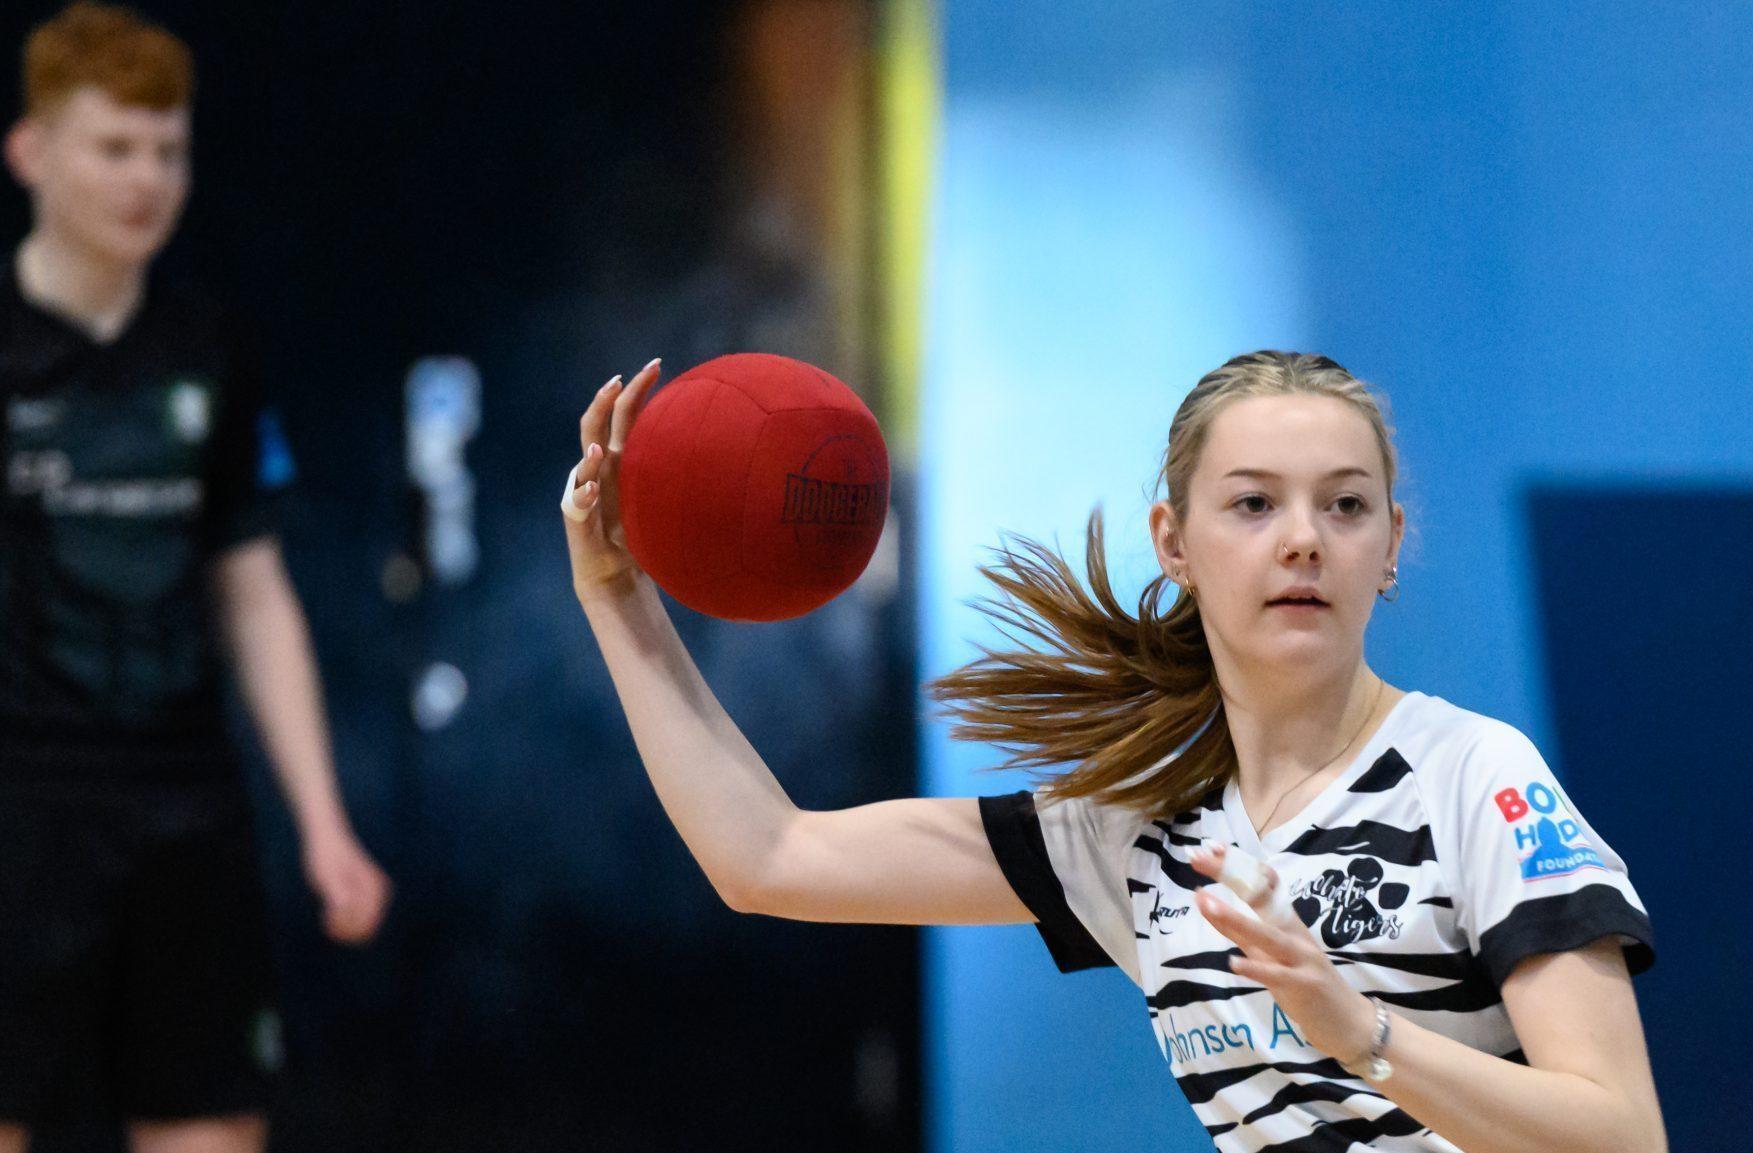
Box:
0 5 389 1151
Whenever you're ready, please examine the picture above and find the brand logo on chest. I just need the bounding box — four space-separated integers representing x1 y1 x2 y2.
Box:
167 379 212 444
1146 889 1192 935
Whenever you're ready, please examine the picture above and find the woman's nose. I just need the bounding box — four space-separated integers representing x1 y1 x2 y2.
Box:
1278 513 1322 563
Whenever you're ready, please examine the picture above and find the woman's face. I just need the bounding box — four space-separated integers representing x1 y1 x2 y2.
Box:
1152 394 1404 681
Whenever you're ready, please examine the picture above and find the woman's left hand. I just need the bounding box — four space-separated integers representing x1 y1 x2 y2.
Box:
1188 842 1378 1064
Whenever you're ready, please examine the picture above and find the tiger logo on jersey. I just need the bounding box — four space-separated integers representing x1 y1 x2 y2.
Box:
1289 857 1409 947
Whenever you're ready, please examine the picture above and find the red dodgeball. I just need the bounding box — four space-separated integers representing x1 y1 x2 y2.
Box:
619 353 890 622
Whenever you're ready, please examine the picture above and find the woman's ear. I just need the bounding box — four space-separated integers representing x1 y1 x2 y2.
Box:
1149 500 1187 578
1388 501 1406 570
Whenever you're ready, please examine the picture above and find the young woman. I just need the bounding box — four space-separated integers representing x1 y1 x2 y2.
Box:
560 350 1664 1152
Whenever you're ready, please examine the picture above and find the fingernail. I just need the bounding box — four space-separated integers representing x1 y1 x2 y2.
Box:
602 375 622 392
644 357 661 372
583 481 597 497
587 442 601 459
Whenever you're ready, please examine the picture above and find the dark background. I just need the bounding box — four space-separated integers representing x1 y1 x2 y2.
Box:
1528 487 1749 1136
1 3 922 1150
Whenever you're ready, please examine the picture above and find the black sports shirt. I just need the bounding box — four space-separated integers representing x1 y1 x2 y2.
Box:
0 268 290 783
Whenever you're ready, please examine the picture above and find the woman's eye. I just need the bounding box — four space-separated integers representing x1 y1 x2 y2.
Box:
1235 495 1270 514
1334 496 1367 516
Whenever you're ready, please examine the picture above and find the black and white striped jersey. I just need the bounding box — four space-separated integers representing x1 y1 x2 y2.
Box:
979 690 1654 1152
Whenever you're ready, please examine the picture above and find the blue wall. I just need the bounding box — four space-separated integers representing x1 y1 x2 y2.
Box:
922 4 1753 1150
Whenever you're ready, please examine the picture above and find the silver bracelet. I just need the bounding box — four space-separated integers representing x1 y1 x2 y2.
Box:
1346 1001 1393 1084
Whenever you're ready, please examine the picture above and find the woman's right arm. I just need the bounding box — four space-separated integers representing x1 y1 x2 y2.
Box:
564 361 1032 927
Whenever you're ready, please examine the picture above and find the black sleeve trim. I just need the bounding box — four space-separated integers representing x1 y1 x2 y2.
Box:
978 791 1114 974
1477 884 1656 988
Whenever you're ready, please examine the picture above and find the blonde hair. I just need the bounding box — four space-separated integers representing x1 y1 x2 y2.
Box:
927 350 1398 816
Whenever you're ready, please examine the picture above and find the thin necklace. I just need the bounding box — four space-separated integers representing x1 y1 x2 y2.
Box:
1249 675 1387 837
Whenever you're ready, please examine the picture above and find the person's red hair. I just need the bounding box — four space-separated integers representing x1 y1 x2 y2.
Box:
21 1 193 117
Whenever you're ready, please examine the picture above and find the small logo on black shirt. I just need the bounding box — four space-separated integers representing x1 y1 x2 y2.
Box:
168 379 212 443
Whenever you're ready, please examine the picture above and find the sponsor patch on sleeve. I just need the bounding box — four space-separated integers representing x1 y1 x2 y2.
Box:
1493 783 1610 881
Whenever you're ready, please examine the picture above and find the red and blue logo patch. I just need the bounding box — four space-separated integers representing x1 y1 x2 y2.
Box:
1494 784 1609 881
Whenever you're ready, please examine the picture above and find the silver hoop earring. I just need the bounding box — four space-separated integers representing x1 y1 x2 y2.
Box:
1378 567 1400 603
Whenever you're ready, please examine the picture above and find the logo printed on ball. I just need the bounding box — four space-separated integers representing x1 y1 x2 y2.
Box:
781 435 885 553
781 472 882 526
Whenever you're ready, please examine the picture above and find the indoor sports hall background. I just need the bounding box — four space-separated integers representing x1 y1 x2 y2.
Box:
2 2 1746 1151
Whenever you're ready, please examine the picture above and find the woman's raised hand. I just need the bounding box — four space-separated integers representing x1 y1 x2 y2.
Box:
561 357 662 604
